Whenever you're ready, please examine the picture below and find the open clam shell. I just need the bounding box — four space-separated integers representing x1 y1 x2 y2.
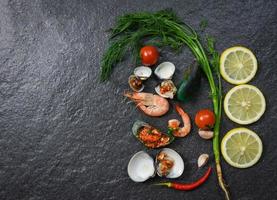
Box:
132 120 174 149
155 80 177 99
128 75 144 92
134 66 152 80
155 148 184 178
127 151 155 182
154 62 175 80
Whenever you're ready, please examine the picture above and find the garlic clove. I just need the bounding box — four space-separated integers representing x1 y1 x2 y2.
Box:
198 154 209 168
198 129 214 140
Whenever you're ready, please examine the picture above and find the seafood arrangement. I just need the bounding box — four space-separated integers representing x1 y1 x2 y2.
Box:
101 9 266 200
124 52 212 190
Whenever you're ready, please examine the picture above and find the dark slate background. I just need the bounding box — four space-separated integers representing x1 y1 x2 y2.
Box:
0 0 276 199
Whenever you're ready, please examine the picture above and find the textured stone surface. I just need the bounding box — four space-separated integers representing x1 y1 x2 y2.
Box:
0 0 276 199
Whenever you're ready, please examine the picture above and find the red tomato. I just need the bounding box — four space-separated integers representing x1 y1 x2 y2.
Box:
140 46 159 66
195 109 215 129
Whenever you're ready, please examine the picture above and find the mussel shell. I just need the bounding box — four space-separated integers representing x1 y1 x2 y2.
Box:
127 151 155 182
132 120 174 148
155 148 184 178
132 120 149 137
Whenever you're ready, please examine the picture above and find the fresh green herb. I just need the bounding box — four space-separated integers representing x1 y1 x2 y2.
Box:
101 10 230 199
100 9 196 81
167 128 174 135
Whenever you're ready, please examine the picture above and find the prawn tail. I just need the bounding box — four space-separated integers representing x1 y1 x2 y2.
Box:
175 104 185 115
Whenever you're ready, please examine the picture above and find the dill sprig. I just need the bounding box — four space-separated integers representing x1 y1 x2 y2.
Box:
101 9 197 81
100 10 230 200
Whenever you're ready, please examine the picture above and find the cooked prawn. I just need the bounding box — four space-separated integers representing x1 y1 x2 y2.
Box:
124 92 169 117
168 105 191 137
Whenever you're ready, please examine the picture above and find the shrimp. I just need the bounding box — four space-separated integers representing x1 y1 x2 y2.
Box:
168 105 191 137
124 92 169 117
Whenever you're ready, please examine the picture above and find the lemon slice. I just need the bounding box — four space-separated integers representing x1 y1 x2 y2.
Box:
221 128 263 168
220 46 257 84
224 84 266 125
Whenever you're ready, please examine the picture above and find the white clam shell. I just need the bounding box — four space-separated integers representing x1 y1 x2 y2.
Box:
156 148 184 178
127 151 155 182
154 62 175 80
155 85 174 99
134 66 152 80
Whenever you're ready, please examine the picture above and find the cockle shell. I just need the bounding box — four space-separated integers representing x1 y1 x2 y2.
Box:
156 148 184 178
127 151 155 182
128 75 144 92
154 62 175 80
134 66 152 80
155 80 177 99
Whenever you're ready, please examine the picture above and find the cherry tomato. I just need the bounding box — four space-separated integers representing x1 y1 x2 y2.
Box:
140 46 159 66
195 109 215 129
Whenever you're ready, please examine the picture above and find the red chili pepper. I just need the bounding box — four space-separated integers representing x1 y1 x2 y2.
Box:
155 167 212 191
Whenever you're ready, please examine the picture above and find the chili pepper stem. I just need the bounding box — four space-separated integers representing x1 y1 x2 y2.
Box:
154 182 172 188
